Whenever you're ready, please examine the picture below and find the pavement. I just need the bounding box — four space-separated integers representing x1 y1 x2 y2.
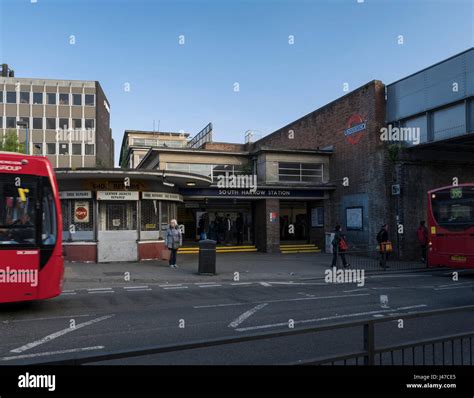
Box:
63 252 428 290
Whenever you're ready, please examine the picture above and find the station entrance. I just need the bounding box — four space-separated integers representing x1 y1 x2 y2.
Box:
177 200 254 245
280 201 309 243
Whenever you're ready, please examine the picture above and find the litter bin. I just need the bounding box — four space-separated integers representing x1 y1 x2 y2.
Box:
199 239 216 274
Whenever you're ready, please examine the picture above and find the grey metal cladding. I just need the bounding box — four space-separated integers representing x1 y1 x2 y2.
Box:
387 48 474 122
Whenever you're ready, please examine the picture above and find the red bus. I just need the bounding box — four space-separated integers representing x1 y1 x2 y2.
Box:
428 183 474 269
0 152 63 303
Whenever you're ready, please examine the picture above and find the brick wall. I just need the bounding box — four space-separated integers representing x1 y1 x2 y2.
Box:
202 142 247 152
254 80 389 250
255 199 280 253
95 82 113 167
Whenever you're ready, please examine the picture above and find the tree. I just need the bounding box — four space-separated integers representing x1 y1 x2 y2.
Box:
0 129 25 153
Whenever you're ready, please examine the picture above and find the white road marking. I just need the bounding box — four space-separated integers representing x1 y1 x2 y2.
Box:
343 288 369 293
88 290 114 294
198 284 221 288
228 303 268 328
231 282 253 286
437 281 472 288
195 282 217 285
1 346 105 361
435 285 473 291
163 286 188 290
234 304 427 332
10 314 114 354
87 288 113 291
124 286 149 290
61 292 77 296
194 293 370 309
259 282 271 287
2 314 91 324
126 288 152 292
159 284 182 287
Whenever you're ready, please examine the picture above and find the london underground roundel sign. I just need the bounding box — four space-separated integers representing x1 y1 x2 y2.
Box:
344 114 367 145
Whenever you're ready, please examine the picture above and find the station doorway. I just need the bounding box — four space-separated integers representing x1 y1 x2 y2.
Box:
280 201 309 243
177 200 254 245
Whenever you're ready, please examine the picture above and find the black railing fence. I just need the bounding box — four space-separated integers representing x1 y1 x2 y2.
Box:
29 305 474 366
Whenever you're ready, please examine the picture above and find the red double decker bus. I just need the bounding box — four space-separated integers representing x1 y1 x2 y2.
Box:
0 152 63 303
428 183 474 269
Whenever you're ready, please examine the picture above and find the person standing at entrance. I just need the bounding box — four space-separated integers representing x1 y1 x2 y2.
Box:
224 214 232 245
376 224 390 268
416 220 429 264
331 225 350 268
166 219 182 269
235 213 244 245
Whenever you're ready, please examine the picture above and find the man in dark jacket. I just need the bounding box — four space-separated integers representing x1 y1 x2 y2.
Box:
416 221 429 263
331 224 350 268
376 224 389 268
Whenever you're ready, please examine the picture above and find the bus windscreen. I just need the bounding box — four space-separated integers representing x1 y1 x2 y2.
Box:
431 186 474 231
0 175 37 246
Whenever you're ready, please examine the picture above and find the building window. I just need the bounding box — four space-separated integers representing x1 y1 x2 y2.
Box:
6 91 16 104
62 199 94 241
6 117 16 128
85 119 94 129
33 143 43 155
73 119 82 129
33 92 43 105
46 118 56 130
18 117 29 126
278 162 323 183
84 94 95 106
72 94 82 106
46 93 56 105
59 93 69 105
85 144 95 155
47 143 56 155
0 117 2 128
59 118 69 129
20 92 30 104
0 91 3 103
72 143 82 155
32 118 43 129
59 143 69 155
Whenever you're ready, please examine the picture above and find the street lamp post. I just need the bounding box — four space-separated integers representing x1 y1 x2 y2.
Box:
16 120 29 155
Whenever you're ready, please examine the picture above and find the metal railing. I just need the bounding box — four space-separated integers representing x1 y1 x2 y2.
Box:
330 246 428 272
32 305 474 366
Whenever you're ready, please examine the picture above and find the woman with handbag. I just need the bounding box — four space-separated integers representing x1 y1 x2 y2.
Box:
166 219 182 269
331 224 350 268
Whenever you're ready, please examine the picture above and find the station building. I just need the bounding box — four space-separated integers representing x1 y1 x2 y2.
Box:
53 48 473 262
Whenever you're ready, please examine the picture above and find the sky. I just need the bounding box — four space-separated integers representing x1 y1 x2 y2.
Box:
0 0 473 165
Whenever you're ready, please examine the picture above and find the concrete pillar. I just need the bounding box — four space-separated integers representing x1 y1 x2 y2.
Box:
255 199 280 253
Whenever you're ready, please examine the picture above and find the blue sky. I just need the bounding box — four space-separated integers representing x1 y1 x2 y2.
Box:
1 0 473 164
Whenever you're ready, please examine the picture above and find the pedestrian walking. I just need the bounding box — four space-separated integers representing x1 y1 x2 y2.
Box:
376 224 391 268
331 224 350 268
166 219 182 269
416 220 429 263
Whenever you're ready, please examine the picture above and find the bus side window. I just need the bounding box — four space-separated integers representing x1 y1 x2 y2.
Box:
42 183 57 245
